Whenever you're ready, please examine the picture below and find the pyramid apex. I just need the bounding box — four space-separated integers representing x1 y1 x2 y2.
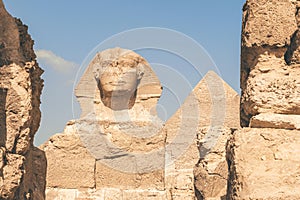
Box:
203 70 221 79
199 70 238 94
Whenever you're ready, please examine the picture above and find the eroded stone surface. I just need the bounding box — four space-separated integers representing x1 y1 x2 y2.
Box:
230 1 300 200
43 48 167 198
240 0 300 126
46 188 169 200
0 1 36 66
75 47 162 118
194 127 231 200
0 1 45 199
241 0 297 48
40 123 95 189
227 128 300 200
241 56 300 126
43 49 240 200
165 71 240 200
250 113 300 130
92 48 146 110
95 159 165 190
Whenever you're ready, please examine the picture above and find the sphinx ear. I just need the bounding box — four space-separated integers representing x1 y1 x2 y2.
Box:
137 64 145 80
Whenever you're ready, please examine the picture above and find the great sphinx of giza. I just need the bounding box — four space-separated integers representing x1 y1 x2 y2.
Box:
42 47 240 199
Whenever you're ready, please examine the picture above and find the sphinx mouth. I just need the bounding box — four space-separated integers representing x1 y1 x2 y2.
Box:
110 81 127 86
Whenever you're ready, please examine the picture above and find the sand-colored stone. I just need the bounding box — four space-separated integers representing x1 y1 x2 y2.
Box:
76 189 105 200
43 48 167 199
1 154 24 199
0 0 36 66
46 188 77 200
95 160 164 190
241 56 300 126
0 1 45 199
240 0 300 126
45 188 169 200
165 71 239 171
230 1 300 199
165 71 239 199
40 122 95 189
43 49 240 199
75 47 162 118
26 147 47 200
73 48 166 192
250 113 300 130
227 128 300 200
122 190 167 200
194 127 231 200
241 0 297 48
102 189 123 200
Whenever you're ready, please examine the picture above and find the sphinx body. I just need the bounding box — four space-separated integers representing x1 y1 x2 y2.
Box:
42 47 240 199
75 48 165 171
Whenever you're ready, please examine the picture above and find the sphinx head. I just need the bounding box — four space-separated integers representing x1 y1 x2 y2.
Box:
93 49 145 110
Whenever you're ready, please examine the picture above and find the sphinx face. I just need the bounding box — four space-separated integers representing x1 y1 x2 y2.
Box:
93 52 145 110
99 66 138 96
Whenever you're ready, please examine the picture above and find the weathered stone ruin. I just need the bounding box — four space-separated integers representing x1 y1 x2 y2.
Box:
240 0 300 127
41 48 240 199
1 0 300 199
227 0 300 199
0 0 46 199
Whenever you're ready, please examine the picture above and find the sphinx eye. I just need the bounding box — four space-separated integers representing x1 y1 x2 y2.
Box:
138 71 144 78
102 61 112 67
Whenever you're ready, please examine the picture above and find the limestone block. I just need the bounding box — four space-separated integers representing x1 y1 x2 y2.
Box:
103 188 122 200
240 0 300 126
41 132 95 188
46 188 77 200
76 188 104 200
241 0 297 48
241 59 300 125
250 113 300 130
95 161 164 190
122 190 167 200
227 128 300 200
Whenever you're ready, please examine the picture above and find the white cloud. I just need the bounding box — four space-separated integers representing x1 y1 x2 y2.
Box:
36 49 78 74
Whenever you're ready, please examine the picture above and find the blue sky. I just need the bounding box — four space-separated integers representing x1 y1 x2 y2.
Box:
3 1 245 145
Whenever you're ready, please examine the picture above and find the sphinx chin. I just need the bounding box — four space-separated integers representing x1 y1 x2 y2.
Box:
99 87 137 110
